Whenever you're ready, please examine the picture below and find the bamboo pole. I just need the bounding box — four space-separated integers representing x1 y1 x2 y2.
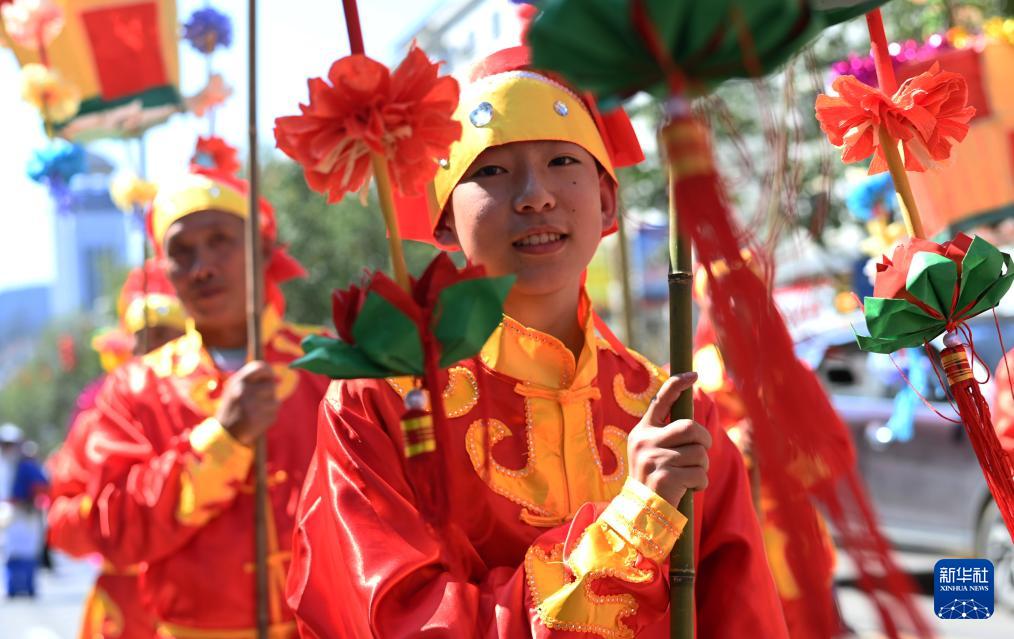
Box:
245 2 269 637
370 153 412 292
664 106 696 639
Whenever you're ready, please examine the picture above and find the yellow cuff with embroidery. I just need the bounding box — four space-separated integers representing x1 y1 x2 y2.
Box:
598 477 687 562
526 479 687 638
176 418 254 526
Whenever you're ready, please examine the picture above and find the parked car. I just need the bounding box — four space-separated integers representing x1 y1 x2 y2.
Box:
798 313 1014 610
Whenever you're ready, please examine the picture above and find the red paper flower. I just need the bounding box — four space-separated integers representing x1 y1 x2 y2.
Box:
815 63 975 174
329 253 493 346
191 135 240 175
274 46 461 204
331 283 367 344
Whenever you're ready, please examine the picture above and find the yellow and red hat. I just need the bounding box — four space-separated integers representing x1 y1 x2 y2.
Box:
146 137 306 313
92 260 186 372
396 46 644 245
116 259 186 335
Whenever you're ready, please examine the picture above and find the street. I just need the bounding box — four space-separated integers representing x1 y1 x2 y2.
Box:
836 549 1014 638
3 553 97 639
2 550 1013 638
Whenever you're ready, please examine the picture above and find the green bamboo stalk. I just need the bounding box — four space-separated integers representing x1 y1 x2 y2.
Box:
667 146 696 639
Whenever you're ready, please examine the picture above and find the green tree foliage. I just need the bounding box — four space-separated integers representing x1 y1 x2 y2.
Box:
264 156 439 327
0 318 103 453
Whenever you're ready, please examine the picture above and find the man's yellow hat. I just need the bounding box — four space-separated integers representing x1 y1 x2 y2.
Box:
148 172 248 251
396 46 643 245
145 147 306 314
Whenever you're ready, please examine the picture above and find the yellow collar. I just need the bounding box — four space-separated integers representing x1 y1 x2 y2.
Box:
479 296 598 391
180 305 284 371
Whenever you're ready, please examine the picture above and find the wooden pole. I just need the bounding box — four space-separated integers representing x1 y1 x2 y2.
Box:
664 104 696 639
370 153 412 292
342 0 411 293
616 210 637 347
137 134 150 354
246 2 269 638
866 9 925 240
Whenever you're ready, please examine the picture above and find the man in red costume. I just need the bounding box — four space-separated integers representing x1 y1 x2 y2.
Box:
54 160 329 638
48 261 186 639
287 47 786 638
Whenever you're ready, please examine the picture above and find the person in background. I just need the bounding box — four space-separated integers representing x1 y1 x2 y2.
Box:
994 347 1014 466
48 156 330 638
47 261 186 638
1 423 48 598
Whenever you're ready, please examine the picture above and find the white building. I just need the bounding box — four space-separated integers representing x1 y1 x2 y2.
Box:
397 0 524 76
51 152 140 318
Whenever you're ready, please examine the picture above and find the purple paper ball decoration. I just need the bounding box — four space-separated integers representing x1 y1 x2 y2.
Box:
183 7 233 55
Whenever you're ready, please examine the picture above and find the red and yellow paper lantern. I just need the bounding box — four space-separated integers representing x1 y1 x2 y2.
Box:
1 0 182 140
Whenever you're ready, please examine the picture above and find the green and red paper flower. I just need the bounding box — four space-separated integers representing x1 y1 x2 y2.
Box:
858 234 1013 353
294 253 513 379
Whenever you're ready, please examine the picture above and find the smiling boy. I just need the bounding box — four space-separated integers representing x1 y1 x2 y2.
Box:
287 48 786 638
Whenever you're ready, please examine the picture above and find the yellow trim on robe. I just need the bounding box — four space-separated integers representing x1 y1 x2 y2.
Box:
80 585 125 639
141 306 298 416
469 305 633 527
176 418 254 527
526 478 687 638
598 477 685 563
466 297 671 529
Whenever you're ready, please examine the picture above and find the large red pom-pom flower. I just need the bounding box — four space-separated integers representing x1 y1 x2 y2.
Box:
815 63 975 174
274 45 461 204
191 135 240 175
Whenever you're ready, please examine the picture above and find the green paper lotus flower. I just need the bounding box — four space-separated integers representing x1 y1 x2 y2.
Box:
857 234 1013 354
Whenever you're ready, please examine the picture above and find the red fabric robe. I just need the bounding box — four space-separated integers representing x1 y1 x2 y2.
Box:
54 313 329 638
49 403 156 639
287 311 787 638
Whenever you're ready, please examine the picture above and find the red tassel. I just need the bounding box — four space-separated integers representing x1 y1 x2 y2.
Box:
941 341 1014 539
664 114 934 638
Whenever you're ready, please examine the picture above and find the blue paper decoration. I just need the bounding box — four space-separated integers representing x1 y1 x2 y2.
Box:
26 139 86 212
183 7 233 55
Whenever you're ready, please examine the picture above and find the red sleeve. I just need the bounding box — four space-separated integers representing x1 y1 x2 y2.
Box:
288 380 689 638
76 367 253 567
694 393 789 639
47 408 102 557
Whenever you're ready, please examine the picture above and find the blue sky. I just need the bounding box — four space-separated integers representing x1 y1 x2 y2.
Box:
0 0 444 292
